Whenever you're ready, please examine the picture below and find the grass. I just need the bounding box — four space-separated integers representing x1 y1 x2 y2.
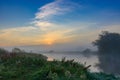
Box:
0 48 120 80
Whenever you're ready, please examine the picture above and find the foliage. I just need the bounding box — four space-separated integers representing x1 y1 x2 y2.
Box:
0 48 120 80
93 31 120 74
0 48 8 54
93 31 120 53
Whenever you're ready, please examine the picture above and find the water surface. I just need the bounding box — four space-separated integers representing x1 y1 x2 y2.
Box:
41 52 99 72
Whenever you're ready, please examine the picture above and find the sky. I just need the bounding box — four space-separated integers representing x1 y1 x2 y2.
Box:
0 0 120 51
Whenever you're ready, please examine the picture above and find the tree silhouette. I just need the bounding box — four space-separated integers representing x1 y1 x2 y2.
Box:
12 48 22 53
93 31 120 74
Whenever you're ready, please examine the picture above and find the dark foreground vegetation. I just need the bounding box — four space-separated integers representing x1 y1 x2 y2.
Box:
0 48 120 80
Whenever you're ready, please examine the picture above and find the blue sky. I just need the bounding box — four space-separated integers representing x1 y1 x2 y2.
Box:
0 0 53 28
0 0 120 51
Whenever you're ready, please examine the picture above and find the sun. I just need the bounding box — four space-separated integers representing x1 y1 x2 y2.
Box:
44 38 54 45
47 41 52 45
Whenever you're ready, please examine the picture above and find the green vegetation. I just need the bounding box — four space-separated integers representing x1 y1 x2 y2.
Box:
0 48 120 80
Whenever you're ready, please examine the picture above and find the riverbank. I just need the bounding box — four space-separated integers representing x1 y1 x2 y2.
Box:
0 48 120 80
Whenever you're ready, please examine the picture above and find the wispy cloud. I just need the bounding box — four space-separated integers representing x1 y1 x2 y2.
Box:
32 21 56 31
1 26 37 32
35 0 78 20
0 0 80 46
32 0 79 31
0 26 38 46
0 26 76 46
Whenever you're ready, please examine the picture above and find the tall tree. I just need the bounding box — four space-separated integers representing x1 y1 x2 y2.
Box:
93 31 120 74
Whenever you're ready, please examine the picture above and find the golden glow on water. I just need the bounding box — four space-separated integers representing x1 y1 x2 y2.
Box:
47 57 54 61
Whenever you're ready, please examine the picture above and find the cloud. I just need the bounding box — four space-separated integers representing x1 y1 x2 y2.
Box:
32 0 79 31
3 0 118 47
40 28 76 44
0 26 76 46
32 21 55 31
35 1 61 19
1 26 37 32
35 0 78 20
0 0 80 46
0 26 38 46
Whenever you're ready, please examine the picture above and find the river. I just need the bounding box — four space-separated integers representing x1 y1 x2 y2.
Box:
41 52 100 72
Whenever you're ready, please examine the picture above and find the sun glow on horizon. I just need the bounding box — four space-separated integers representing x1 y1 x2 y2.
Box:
0 0 120 47
44 38 54 45
47 42 53 45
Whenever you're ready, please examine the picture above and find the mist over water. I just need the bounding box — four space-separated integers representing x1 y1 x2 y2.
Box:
96 53 120 75
3 38 120 75
40 52 99 72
